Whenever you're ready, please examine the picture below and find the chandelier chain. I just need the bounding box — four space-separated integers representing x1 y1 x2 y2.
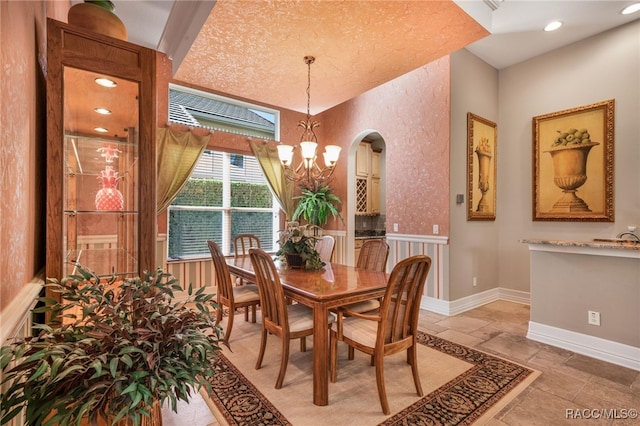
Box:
304 56 315 121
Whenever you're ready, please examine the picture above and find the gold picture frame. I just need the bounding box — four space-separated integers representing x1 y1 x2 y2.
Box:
532 99 614 222
467 113 497 221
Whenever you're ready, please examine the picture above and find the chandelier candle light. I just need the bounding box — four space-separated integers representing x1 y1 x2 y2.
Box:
277 56 341 188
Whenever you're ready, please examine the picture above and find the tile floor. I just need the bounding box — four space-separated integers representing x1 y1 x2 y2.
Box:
163 300 640 425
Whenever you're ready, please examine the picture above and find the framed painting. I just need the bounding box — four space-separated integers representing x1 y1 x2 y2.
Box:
532 99 614 221
467 113 497 221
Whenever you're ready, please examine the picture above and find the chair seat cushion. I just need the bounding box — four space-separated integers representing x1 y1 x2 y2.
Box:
287 303 334 333
232 284 260 303
335 316 377 348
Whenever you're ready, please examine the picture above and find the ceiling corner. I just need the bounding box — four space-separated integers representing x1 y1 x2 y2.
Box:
156 0 217 74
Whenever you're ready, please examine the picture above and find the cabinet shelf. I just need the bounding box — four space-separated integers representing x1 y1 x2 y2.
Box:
65 135 138 176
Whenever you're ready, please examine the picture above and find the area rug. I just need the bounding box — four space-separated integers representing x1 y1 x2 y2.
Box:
201 316 539 426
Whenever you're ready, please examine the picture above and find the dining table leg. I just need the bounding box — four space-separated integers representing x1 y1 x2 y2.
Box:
312 302 329 406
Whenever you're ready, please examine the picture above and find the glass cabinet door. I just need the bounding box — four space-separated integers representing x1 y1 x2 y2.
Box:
63 67 139 278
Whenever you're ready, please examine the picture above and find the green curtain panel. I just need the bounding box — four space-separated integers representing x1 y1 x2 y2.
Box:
156 125 211 213
249 141 295 219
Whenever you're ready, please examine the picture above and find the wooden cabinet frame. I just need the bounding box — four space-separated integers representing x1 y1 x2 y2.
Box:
46 19 156 287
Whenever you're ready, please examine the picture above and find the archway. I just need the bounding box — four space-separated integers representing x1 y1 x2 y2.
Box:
346 130 387 265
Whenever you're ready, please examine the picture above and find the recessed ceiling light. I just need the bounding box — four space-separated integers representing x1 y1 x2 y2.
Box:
94 127 109 133
544 21 563 32
622 3 640 15
95 78 117 88
94 107 112 115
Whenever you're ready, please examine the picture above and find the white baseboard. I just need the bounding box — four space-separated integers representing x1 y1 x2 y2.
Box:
421 287 530 316
527 321 640 371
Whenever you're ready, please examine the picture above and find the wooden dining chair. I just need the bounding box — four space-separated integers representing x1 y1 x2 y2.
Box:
207 240 260 344
233 233 261 256
314 235 335 263
249 248 330 389
233 234 261 285
344 239 390 313
357 239 389 272
329 254 432 414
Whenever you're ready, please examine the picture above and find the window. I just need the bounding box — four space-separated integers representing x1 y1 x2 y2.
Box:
168 84 279 140
168 151 277 258
166 84 281 259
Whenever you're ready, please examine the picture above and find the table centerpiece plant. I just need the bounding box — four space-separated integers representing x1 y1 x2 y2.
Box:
0 266 223 426
275 222 325 270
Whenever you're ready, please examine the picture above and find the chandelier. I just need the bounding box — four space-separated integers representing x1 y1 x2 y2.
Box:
277 56 341 188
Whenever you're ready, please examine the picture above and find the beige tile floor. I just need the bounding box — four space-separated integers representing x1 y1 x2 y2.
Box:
163 300 640 425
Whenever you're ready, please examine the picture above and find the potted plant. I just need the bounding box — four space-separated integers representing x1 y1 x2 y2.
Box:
275 223 325 270
0 266 222 426
292 184 343 228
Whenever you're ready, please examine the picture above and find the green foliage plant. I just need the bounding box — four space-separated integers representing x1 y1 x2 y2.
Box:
85 1 115 12
275 223 325 270
0 267 222 426
292 184 343 227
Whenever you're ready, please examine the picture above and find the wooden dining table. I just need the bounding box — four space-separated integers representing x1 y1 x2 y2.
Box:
226 255 388 406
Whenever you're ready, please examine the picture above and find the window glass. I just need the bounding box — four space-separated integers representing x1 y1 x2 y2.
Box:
167 151 276 259
168 84 278 140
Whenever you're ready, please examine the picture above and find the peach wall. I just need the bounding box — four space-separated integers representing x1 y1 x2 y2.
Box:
318 57 451 236
165 58 451 238
0 0 68 312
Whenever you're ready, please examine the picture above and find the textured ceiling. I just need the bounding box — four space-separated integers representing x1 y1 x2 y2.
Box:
174 0 488 114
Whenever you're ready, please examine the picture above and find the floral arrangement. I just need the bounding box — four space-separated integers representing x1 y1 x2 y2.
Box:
275 223 325 270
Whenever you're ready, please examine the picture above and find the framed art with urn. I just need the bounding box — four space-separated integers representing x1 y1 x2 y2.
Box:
467 113 497 221
532 99 614 222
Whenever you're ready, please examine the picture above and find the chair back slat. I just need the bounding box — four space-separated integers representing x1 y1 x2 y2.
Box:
379 255 431 345
356 239 389 272
234 234 261 256
207 240 233 300
249 248 288 328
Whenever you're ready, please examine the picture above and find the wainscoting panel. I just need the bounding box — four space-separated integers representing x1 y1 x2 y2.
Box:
1 274 44 426
386 233 449 300
165 258 216 290
157 232 449 300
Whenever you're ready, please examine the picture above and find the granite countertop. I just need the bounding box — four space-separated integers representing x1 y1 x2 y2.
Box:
520 238 640 251
355 230 386 239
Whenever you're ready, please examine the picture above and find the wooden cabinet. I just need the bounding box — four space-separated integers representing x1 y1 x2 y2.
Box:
46 18 157 286
370 177 381 214
371 150 381 178
355 143 382 215
356 142 370 177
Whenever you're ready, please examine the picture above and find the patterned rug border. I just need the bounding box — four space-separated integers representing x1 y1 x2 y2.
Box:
204 331 538 426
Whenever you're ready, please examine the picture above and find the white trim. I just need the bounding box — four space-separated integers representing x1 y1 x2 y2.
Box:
527 321 640 371
421 287 530 316
498 288 531 305
421 296 451 316
386 233 449 244
0 277 44 345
